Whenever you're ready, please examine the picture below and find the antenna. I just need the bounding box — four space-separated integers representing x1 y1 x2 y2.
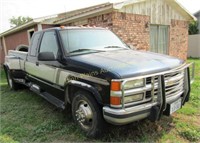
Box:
64 5 67 17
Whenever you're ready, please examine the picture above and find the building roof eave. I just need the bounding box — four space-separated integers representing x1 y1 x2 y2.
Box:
166 0 196 21
54 3 113 24
113 0 146 9
0 14 58 38
0 21 37 38
114 0 196 21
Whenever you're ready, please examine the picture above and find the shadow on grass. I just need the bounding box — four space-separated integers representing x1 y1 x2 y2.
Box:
0 75 175 142
100 116 174 142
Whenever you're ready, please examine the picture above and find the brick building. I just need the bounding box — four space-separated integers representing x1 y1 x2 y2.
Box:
0 15 58 64
0 0 195 64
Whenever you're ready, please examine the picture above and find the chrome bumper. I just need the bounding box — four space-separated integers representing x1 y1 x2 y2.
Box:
103 92 183 125
103 102 156 125
103 62 194 125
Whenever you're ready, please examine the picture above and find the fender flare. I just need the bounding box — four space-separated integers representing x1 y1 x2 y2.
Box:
65 80 103 105
3 64 11 82
3 64 9 71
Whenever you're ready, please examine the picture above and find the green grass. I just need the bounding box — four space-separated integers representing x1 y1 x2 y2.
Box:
0 59 200 142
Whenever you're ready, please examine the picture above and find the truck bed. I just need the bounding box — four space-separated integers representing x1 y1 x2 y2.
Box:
5 50 28 71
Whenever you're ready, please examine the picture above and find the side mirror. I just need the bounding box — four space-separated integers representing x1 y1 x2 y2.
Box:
38 52 55 61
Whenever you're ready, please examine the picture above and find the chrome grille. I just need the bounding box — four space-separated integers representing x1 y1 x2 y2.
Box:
111 63 193 109
122 72 184 107
149 70 185 97
164 70 184 97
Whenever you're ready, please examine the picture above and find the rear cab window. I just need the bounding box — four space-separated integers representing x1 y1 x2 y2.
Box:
29 33 41 56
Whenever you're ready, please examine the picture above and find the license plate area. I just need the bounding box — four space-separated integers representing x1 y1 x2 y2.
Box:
164 98 182 116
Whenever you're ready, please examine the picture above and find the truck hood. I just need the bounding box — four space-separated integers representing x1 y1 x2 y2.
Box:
69 49 184 79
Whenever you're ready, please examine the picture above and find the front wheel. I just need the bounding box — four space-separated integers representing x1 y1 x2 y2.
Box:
72 91 105 137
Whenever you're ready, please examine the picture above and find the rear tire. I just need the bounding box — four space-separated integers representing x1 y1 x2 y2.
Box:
71 90 105 138
5 69 20 90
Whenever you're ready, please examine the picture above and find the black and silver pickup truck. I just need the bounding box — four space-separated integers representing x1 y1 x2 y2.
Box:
4 27 194 137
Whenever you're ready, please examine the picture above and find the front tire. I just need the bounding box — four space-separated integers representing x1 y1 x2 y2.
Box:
72 91 105 137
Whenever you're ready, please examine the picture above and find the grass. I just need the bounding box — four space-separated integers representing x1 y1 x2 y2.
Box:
0 58 200 142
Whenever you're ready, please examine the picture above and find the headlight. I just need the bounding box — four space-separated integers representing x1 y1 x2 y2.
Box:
124 93 144 103
124 79 144 90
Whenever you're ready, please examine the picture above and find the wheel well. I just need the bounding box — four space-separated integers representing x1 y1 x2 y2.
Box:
3 64 8 71
15 44 29 52
67 84 101 105
3 65 9 77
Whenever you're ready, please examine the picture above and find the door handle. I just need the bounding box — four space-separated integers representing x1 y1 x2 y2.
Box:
36 61 39 66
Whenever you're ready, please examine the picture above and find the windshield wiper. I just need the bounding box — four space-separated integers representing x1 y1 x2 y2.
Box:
69 48 105 54
104 46 125 49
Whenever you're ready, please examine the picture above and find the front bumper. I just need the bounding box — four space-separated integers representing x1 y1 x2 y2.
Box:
103 94 183 125
103 63 194 125
103 102 156 125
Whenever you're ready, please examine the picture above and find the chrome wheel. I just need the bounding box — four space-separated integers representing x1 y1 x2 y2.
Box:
75 100 93 130
72 91 105 137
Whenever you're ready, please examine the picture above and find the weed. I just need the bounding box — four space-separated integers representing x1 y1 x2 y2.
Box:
179 128 200 142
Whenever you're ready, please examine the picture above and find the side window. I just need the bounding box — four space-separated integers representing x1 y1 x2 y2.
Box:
27 29 35 44
30 33 41 56
39 31 58 58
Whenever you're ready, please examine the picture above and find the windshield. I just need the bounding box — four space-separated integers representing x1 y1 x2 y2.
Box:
59 29 128 55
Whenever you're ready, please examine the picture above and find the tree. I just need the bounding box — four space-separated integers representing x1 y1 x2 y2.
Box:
188 21 199 35
9 16 33 27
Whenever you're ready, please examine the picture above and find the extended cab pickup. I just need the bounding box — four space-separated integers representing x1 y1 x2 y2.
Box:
4 27 194 137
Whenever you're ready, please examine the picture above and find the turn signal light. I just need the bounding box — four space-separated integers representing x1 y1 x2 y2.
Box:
110 96 121 105
111 81 121 91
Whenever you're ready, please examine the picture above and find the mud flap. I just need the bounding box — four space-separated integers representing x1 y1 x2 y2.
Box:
148 106 159 122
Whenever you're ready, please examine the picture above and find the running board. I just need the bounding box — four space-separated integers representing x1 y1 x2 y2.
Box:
30 84 65 109
40 92 65 109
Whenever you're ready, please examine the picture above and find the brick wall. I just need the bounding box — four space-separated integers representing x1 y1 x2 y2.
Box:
88 12 150 50
42 24 56 29
4 25 38 51
88 13 113 28
169 19 189 60
88 12 189 60
112 12 150 50
3 24 54 54
5 29 29 51
0 25 38 64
